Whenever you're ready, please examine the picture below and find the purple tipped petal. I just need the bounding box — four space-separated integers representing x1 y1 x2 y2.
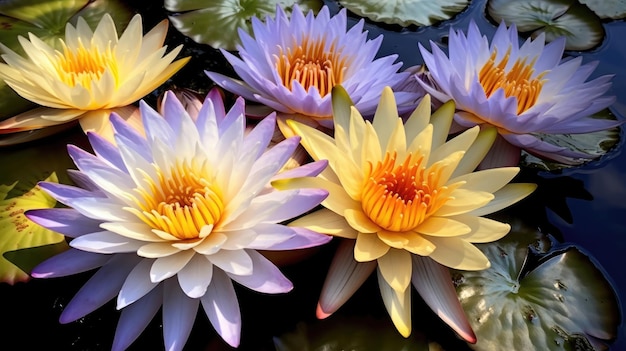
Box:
200 268 242 347
87 131 127 172
259 226 331 251
317 239 377 318
112 285 163 351
226 250 292 294
31 248 110 278
25 208 101 238
163 278 200 351
117 259 159 309
411 256 476 343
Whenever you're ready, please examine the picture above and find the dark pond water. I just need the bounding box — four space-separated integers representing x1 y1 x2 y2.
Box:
1 0 624 350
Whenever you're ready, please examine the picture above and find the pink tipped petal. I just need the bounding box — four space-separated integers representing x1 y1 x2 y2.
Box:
31 248 110 278
317 239 377 318
411 256 476 343
200 269 242 348
376 269 412 337
112 285 163 351
60 254 140 323
25 208 102 238
163 278 200 351
226 250 292 294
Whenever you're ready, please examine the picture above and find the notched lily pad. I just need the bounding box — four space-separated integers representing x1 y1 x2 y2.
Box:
338 0 469 27
0 0 133 119
452 219 621 351
521 109 622 171
164 0 323 51
487 0 605 51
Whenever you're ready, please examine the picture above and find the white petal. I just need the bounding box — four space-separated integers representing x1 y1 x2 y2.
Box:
207 249 253 276
117 259 158 309
200 269 241 347
177 255 214 298
150 250 195 283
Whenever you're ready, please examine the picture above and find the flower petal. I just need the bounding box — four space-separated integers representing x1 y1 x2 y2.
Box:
377 249 412 292
354 232 390 262
112 286 163 351
163 278 199 351
200 268 241 348
226 250 292 294
377 268 411 337
288 208 358 239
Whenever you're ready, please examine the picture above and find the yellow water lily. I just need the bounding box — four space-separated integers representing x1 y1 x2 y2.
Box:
0 13 189 144
273 86 536 340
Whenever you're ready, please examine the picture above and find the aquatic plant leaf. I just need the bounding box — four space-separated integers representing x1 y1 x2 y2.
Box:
338 0 469 27
164 0 323 51
273 315 431 351
520 109 621 171
487 0 605 51
579 0 626 19
0 0 133 119
453 221 621 351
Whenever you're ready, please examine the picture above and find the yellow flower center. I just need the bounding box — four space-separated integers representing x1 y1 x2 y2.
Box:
478 47 546 114
275 37 348 97
361 152 449 232
132 161 224 240
55 40 118 88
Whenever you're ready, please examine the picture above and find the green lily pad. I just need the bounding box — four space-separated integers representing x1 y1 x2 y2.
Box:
164 0 324 51
520 109 621 171
273 315 432 351
452 219 621 351
487 0 605 51
0 0 133 119
338 0 469 27
579 0 626 20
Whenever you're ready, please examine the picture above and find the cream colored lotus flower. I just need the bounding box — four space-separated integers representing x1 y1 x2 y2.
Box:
0 13 189 144
273 86 536 341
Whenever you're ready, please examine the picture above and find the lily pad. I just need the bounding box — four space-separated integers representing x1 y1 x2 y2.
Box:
338 0 469 27
0 0 133 119
452 219 621 351
164 0 324 51
579 0 626 20
487 0 605 51
520 109 622 171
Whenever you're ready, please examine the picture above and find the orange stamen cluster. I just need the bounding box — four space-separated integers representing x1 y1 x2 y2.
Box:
361 152 449 232
275 37 348 97
132 161 223 240
479 47 546 114
55 39 118 87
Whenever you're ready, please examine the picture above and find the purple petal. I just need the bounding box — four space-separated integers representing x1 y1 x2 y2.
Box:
86 131 127 172
258 226 331 251
163 278 200 351
253 188 328 224
242 112 276 159
271 160 328 181
25 208 102 238
411 256 476 343
60 254 140 323
317 239 377 318
112 285 163 351
31 248 110 278
226 250 292 294
117 259 158 309
200 268 242 347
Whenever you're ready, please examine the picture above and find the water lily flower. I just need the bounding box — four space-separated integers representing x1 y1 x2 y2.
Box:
0 13 189 144
416 20 620 167
273 86 536 341
206 5 418 135
26 88 331 350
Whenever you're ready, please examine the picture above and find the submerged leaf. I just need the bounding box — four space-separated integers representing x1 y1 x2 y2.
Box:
165 0 323 51
487 0 605 51
453 219 621 351
338 0 469 27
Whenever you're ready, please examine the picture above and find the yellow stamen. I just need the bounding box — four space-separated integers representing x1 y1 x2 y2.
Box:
361 152 450 232
479 47 546 114
54 39 119 88
275 37 349 97
130 161 223 240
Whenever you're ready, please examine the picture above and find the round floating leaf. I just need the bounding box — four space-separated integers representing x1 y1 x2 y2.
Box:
487 0 605 51
579 0 626 19
520 109 621 171
0 0 133 119
165 0 324 51
452 220 621 351
338 0 469 27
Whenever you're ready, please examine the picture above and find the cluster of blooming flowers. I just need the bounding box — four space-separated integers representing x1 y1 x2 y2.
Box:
0 3 620 351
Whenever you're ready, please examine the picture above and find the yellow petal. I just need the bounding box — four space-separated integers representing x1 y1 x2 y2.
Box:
429 100 455 149
272 176 360 215
330 85 353 134
467 183 537 217
434 189 494 217
403 94 431 142
372 86 398 150
287 119 339 162
448 167 520 193
377 249 412 291
415 216 471 237
430 126 479 165
0 107 84 132
354 232 390 262
451 127 497 178
403 231 436 256
377 269 412 337
289 208 358 239
385 117 407 159
427 236 490 270
344 208 380 234
452 214 511 243
361 120 382 168
406 123 432 166
349 106 366 164
377 230 409 249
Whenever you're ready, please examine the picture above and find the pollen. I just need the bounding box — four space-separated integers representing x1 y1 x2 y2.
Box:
275 37 349 97
360 152 450 232
130 161 224 240
54 39 118 88
479 47 546 114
